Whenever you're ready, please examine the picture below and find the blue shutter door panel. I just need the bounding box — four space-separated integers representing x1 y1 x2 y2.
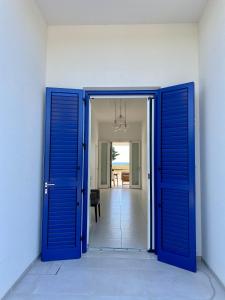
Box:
42 88 83 261
156 82 196 272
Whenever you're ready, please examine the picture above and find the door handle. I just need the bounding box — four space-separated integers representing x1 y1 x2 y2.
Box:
45 182 55 188
44 182 55 195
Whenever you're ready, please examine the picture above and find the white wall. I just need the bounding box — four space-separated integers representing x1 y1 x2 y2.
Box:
141 106 147 193
46 23 201 256
89 108 99 231
99 122 142 142
199 0 225 286
46 24 199 88
90 108 99 189
0 0 47 298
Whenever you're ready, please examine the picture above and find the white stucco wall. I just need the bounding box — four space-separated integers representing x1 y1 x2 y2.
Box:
199 0 225 286
90 109 99 189
46 24 199 89
3 0 224 293
141 106 147 193
0 0 47 298
46 23 201 256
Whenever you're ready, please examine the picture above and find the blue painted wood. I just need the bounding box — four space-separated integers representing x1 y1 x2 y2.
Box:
83 89 158 253
41 88 83 261
156 82 196 272
154 94 159 255
82 93 89 253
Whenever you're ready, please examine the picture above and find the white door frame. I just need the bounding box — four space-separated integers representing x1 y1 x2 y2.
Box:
147 97 155 251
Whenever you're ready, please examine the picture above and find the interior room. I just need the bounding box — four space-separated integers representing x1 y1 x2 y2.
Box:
89 97 148 250
111 142 130 188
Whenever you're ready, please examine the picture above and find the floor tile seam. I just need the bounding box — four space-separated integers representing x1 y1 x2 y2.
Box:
82 256 156 261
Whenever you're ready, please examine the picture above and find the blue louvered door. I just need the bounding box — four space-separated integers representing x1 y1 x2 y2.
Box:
42 88 83 261
156 82 196 272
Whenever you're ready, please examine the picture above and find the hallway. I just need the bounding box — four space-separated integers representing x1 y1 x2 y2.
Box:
89 189 147 249
5 249 225 300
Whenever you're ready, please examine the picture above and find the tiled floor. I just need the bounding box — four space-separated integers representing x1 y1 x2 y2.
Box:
5 189 225 299
89 188 147 249
5 249 225 300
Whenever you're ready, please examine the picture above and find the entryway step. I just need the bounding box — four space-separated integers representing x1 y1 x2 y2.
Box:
85 247 156 260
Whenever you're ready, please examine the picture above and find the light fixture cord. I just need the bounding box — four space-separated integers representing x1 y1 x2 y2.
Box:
125 102 127 125
120 99 122 117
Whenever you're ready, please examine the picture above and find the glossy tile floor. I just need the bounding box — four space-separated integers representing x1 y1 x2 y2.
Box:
5 249 225 300
89 189 147 249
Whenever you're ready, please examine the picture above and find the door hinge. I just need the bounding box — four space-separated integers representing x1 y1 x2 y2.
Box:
148 95 155 101
148 173 151 180
81 188 85 194
80 236 83 241
82 143 86 150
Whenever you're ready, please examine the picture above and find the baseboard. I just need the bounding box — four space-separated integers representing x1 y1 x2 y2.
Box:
2 254 40 300
197 255 202 263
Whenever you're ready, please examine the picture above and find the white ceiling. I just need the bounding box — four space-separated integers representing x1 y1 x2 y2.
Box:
36 0 207 25
91 98 146 123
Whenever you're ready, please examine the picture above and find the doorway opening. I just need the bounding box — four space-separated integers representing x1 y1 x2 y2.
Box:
87 96 153 250
42 83 196 272
111 142 130 189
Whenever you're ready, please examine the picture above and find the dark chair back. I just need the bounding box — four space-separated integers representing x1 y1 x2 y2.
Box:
90 189 100 206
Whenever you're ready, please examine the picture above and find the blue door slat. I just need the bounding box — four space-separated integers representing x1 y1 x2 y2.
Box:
156 82 196 272
41 88 83 261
